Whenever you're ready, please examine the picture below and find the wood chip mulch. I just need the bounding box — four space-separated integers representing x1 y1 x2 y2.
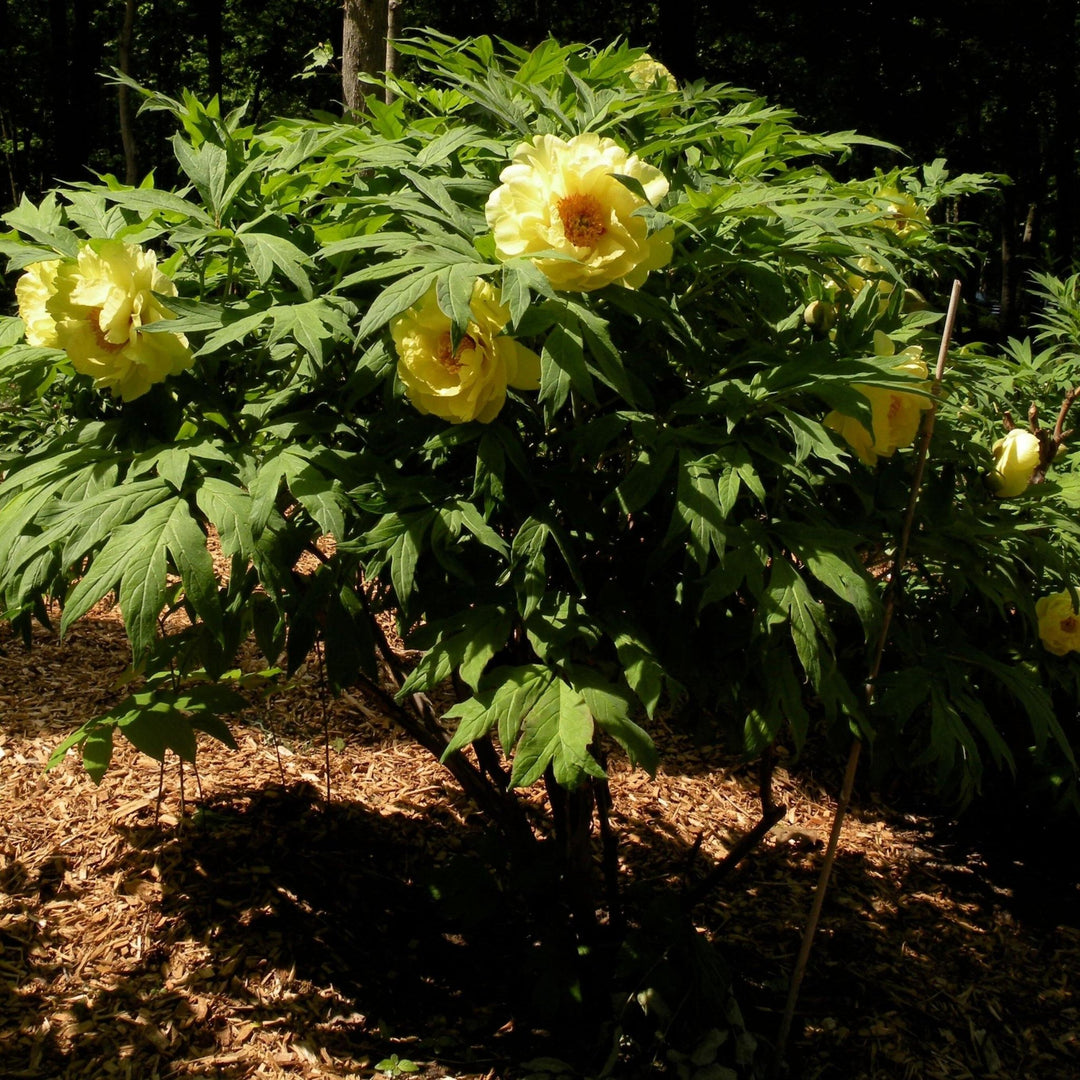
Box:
1 609 1079 1079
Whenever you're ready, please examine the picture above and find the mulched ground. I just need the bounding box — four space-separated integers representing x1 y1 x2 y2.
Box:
2 607 1078 1079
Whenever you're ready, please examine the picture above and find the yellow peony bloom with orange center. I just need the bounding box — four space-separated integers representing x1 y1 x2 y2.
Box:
391 281 541 424
1036 592 1080 656
16 240 193 402
484 133 673 292
824 336 932 465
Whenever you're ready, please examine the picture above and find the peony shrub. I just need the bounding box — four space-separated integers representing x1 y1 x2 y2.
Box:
0 33 1078 845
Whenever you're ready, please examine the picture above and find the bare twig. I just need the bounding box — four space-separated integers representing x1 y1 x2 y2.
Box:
314 638 332 807
154 757 166 828
772 279 963 1072
685 747 787 907
1029 385 1080 482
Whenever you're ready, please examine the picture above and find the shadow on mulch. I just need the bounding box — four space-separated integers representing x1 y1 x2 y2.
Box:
5 767 1080 1080
1 769 818 1079
3 604 1079 1080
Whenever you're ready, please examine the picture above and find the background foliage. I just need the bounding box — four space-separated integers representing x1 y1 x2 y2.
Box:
2 3 1076 333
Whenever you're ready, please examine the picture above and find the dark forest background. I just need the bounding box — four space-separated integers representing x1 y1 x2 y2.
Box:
0 2 1074 334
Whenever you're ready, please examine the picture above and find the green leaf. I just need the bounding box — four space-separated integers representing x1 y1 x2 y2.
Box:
509 676 605 789
669 453 727 570
286 463 346 539
511 517 548 620
78 727 114 783
436 262 478 349
761 558 833 688
354 268 441 341
611 624 667 718
441 664 553 760
4 478 171 583
154 446 191 492
120 704 198 763
162 500 221 638
539 319 594 419
500 258 556 328
323 586 378 689
453 499 509 557
569 664 658 774
101 186 213 225
199 307 273 354
195 476 254 557
116 529 171 660
780 524 881 635
387 513 432 612
61 499 174 647
401 606 513 696
3 192 79 253
611 445 676 514
171 133 229 218
238 230 313 298
62 499 218 659
778 407 851 468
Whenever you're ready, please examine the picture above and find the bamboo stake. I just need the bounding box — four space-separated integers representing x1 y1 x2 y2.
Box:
772 279 963 1072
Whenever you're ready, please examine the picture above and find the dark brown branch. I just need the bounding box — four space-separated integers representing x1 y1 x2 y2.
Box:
683 801 788 909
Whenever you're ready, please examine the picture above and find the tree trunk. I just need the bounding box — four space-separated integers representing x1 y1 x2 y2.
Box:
384 0 399 105
118 0 137 185
0 0 20 204
47 0 72 179
69 0 93 177
203 0 223 103
341 0 387 114
1052 2 1078 271
1000 191 1016 335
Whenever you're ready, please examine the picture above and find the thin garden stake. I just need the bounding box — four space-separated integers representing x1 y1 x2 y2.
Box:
772 279 963 1071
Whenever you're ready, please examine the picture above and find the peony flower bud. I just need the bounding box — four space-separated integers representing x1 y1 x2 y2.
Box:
990 427 1041 497
1036 592 1080 656
627 55 678 93
485 133 673 292
803 299 835 332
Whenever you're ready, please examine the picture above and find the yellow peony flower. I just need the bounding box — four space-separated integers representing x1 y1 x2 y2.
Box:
872 187 930 237
824 339 932 465
628 54 678 93
391 281 541 424
16 240 193 401
484 133 673 292
990 427 1042 497
16 260 62 347
1036 592 1080 656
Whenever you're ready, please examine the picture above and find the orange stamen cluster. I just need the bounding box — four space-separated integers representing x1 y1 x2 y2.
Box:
557 193 606 248
436 331 475 372
90 309 126 353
